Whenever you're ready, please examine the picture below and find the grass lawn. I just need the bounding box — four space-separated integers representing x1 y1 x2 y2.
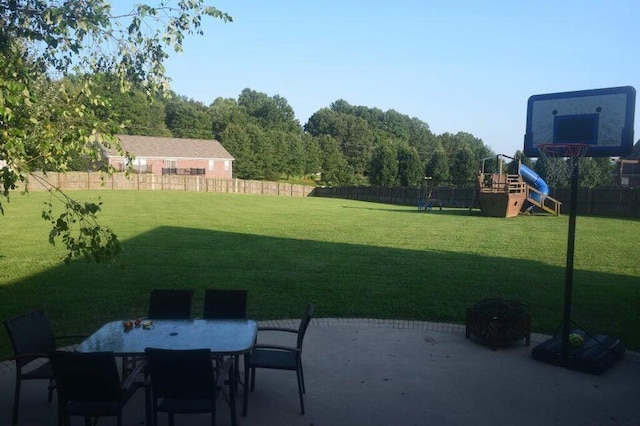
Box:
1 190 639 358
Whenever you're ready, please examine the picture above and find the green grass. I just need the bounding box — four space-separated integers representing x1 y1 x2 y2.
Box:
1 190 639 358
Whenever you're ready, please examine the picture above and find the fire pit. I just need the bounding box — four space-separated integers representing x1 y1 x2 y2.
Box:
465 298 531 350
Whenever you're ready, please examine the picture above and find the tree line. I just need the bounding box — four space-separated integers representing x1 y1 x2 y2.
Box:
90 78 495 187
90 76 615 189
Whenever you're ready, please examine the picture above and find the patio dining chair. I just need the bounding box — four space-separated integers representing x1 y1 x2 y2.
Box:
144 347 235 426
148 289 194 319
202 289 249 395
49 350 147 426
123 289 195 376
202 289 248 319
249 302 314 414
3 308 86 425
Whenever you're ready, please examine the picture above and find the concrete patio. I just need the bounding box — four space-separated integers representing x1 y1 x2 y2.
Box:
2 319 639 426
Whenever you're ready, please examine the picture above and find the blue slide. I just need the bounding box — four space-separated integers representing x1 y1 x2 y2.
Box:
519 164 549 203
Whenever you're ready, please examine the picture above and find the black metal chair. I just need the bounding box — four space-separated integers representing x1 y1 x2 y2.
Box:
202 289 248 319
3 308 86 425
123 289 195 377
249 303 314 414
202 289 249 398
148 289 194 319
144 348 235 426
49 350 146 426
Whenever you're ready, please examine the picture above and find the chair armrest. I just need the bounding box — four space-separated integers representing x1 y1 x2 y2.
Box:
55 334 89 341
254 344 301 353
4 352 49 362
257 326 299 334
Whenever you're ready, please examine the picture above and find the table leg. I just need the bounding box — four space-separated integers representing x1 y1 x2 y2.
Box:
243 352 250 416
230 356 238 426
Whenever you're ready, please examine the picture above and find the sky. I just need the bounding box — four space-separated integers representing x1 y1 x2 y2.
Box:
117 1 639 156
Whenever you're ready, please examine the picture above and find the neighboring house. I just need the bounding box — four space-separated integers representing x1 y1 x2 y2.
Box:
106 135 234 179
617 140 640 187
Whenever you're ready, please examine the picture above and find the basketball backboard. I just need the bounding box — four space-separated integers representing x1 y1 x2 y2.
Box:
524 86 635 157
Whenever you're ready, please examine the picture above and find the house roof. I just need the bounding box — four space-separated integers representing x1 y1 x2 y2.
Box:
109 135 234 160
620 140 640 161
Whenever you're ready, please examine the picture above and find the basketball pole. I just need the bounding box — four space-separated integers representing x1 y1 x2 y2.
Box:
561 159 580 364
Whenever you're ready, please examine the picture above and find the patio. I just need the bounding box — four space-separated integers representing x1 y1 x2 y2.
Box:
2 318 639 426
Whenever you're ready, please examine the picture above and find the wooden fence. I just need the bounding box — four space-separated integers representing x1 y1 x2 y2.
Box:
313 185 640 218
312 185 478 208
26 172 315 197
553 187 640 217
22 172 640 218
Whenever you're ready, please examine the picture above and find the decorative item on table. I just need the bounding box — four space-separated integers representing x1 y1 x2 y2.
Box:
123 320 134 332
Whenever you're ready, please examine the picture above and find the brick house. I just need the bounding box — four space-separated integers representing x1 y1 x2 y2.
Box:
617 140 640 187
106 135 234 179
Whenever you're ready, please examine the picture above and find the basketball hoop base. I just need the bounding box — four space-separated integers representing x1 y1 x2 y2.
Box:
532 328 624 375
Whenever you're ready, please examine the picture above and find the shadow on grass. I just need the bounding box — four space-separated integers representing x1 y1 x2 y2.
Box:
1 226 638 357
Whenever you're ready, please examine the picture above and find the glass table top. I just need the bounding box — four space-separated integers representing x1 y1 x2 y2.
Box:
76 319 257 356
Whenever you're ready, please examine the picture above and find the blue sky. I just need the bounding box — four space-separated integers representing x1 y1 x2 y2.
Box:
126 1 639 155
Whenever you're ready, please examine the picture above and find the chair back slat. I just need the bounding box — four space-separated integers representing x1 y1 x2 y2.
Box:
49 351 121 402
148 289 194 319
203 289 248 319
145 348 216 399
4 308 57 368
297 303 314 350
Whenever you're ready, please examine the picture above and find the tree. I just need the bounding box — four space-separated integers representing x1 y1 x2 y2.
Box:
450 147 477 183
369 143 399 187
426 148 450 181
302 133 322 178
507 150 535 174
511 150 534 169
281 133 306 179
396 144 423 187
209 96 247 137
87 73 172 137
164 94 213 139
534 155 569 188
304 108 337 137
317 135 353 186
219 122 261 180
0 1 231 262
306 109 373 178
579 157 613 188
238 88 300 132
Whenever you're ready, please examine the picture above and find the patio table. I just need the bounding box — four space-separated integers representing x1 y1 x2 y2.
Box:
76 319 257 420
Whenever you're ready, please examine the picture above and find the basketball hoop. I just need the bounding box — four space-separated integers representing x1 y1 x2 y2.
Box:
537 143 589 174
537 143 589 158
